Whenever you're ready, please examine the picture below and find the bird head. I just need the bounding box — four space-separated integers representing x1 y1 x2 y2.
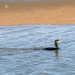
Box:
55 39 63 43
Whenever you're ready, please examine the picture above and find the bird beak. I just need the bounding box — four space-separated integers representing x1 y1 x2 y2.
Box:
58 40 63 42
57 40 63 43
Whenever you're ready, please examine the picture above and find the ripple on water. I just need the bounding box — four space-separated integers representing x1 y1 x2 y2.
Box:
0 24 75 75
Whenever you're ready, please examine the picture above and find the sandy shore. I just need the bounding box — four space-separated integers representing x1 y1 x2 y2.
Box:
0 1 75 26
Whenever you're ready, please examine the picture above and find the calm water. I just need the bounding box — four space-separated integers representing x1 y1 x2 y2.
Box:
0 0 54 2
0 25 75 75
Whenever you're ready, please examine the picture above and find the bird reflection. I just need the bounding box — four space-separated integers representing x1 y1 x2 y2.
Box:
55 49 59 56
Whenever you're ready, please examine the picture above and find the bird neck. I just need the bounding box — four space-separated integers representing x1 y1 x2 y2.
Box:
55 41 59 48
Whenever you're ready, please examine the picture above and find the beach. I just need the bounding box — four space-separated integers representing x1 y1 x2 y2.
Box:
0 0 75 26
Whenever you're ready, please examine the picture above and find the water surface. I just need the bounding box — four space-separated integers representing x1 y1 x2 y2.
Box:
0 25 75 75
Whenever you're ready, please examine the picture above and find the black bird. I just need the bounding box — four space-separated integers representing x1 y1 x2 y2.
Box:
43 39 62 50
34 39 62 51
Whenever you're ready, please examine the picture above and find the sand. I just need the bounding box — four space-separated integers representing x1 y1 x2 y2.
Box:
0 1 75 26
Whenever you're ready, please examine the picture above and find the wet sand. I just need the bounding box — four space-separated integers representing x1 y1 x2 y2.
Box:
0 1 75 26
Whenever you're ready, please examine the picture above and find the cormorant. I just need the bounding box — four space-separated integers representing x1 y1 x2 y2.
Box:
34 39 62 51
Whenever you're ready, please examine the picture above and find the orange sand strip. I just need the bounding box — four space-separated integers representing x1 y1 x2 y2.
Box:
0 1 75 26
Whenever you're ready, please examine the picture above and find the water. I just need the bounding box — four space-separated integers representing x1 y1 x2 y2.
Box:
0 25 75 75
0 0 62 2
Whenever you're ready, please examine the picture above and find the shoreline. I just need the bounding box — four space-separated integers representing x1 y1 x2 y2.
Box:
0 1 75 26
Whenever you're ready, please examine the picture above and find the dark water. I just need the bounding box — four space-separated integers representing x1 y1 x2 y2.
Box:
0 25 75 75
0 0 50 1
0 0 61 2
